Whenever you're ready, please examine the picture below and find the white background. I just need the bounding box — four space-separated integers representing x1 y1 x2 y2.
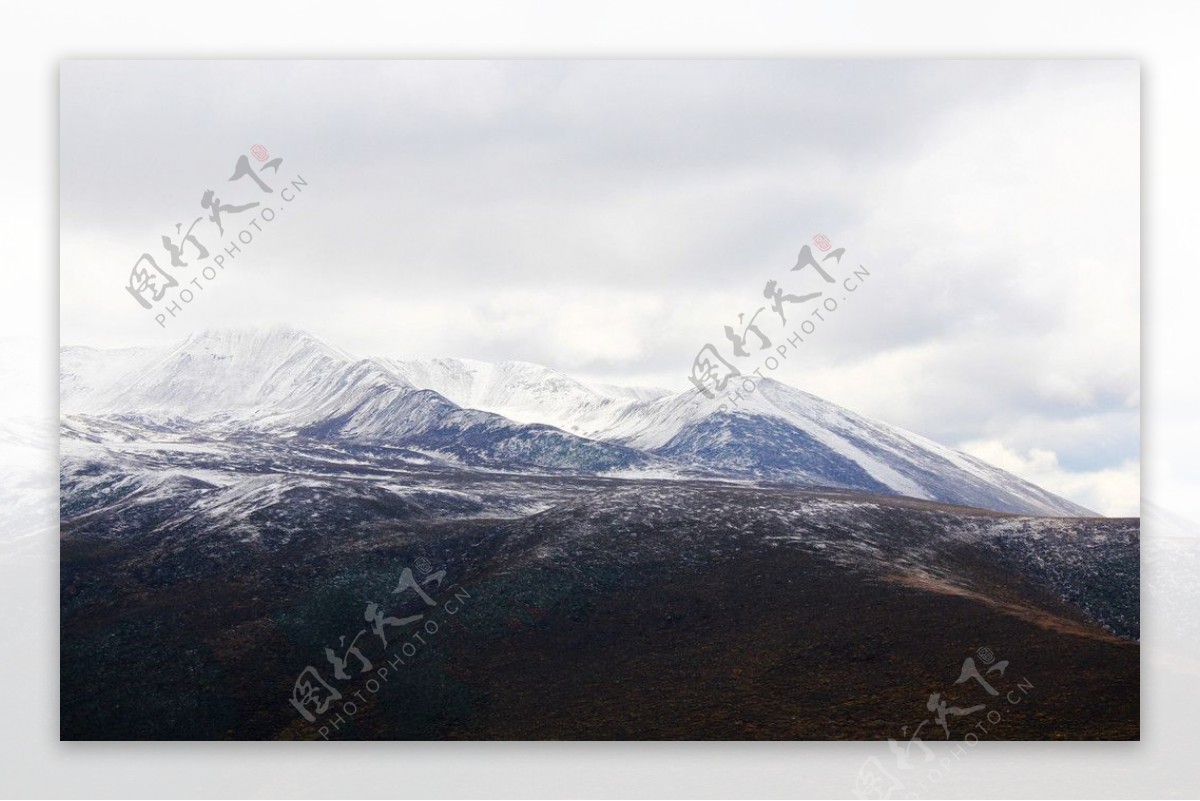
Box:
3 1 1198 798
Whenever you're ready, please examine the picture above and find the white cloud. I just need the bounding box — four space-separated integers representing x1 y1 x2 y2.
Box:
961 438 1140 517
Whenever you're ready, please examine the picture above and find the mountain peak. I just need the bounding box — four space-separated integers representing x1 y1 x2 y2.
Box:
177 325 350 361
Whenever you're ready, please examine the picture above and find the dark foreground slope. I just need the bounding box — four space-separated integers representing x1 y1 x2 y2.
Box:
60 455 1138 741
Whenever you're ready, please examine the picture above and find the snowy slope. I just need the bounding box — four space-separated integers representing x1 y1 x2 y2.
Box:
382 357 670 433
61 327 654 474
61 326 364 420
61 327 1095 515
386 359 1093 515
639 378 1094 515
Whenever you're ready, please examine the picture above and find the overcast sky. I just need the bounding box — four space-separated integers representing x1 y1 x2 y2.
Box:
59 60 1139 514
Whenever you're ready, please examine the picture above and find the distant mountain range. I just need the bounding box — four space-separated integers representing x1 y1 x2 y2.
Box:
60 325 1093 516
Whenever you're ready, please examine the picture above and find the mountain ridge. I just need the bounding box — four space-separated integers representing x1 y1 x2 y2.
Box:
60 326 1095 516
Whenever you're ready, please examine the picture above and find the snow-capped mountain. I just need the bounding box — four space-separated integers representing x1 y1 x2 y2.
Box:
62 327 651 473
382 353 1092 516
606 377 1093 516
62 327 360 420
381 357 670 433
60 326 1093 515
